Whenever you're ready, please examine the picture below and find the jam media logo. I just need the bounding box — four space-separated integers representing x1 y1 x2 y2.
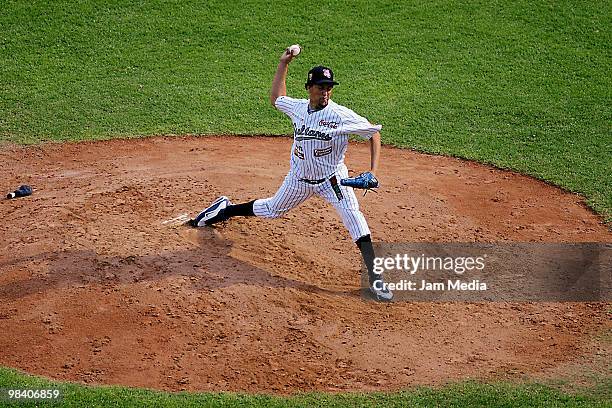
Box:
319 120 338 129
367 242 610 302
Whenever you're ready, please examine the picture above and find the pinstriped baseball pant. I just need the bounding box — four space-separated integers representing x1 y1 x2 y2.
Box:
252 166 371 242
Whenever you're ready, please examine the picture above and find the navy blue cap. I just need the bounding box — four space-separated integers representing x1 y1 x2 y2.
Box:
305 66 339 87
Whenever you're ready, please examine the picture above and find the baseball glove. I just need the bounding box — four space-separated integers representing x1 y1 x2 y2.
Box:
340 172 379 195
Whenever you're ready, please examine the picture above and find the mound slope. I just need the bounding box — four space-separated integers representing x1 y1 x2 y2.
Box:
0 136 609 393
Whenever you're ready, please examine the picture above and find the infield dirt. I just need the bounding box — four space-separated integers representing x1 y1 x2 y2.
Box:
0 136 609 393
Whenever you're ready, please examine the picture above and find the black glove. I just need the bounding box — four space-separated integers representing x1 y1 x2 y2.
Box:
7 185 33 199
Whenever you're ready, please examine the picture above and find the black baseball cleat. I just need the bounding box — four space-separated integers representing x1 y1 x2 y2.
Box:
190 196 232 227
368 279 394 302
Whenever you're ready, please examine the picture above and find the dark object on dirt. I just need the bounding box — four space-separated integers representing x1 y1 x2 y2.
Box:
6 185 33 199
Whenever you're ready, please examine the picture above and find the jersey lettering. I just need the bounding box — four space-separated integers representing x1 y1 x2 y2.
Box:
314 146 332 157
293 123 332 141
318 120 339 129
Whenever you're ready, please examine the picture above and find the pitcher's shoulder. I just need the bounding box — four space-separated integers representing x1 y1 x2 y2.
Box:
327 101 364 120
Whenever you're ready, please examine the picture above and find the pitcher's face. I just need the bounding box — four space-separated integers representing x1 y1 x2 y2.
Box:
308 84 334 109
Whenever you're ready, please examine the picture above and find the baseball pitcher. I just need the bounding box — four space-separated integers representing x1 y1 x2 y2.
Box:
189 46 392 301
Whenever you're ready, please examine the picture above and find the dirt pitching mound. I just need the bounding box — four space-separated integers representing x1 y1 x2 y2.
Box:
0 136 609 394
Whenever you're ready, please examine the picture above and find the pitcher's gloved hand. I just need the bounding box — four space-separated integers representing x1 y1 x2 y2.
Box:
340 172 379 195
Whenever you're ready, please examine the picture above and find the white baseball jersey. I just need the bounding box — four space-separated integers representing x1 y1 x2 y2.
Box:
252 96 381 241
274 96 382 180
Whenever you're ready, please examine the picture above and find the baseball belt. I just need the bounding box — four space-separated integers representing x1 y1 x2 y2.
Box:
298 175 344 200
299 177 327 184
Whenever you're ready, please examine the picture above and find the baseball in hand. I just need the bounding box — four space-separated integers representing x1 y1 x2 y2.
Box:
288 44 301 56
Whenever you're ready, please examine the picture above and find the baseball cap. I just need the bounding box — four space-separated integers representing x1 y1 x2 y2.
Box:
305 66 339 88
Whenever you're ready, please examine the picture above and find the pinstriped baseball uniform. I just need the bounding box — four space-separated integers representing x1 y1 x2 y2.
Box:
252 96 381 241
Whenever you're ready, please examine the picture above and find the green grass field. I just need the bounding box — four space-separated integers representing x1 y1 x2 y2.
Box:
0 367 609 408
1 1 610 406
1 0 610 220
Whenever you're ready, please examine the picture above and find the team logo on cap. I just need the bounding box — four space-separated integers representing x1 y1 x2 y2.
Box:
309 73 313 80
323 69 331 78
